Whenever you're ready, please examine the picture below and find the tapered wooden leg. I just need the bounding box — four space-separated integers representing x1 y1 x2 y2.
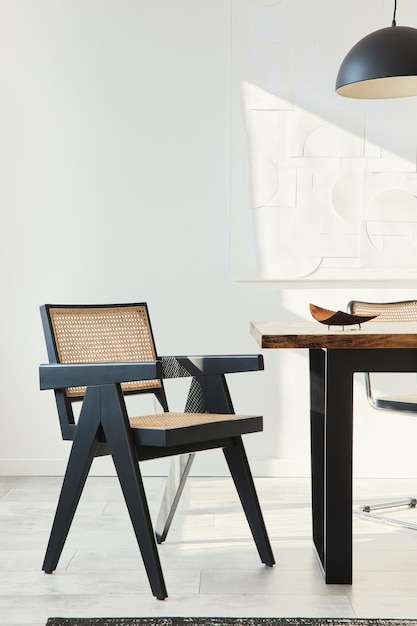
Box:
100 385 168 600
223 437 275 567
43 387 101 574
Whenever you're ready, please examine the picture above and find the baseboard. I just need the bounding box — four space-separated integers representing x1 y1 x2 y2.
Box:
1 456 417 478
0 455 310 477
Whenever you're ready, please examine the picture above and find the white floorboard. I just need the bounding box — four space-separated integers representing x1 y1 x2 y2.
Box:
2 475 417 625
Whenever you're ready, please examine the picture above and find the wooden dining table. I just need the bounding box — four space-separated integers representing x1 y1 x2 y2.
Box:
250 320 417 584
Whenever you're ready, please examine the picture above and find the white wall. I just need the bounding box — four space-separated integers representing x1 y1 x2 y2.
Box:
2 0 417 478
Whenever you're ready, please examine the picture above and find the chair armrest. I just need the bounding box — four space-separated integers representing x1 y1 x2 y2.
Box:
161 354 263 379
39 361 161 390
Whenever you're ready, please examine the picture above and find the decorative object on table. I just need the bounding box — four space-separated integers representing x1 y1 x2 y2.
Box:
309 303 378 330
336 0 417 98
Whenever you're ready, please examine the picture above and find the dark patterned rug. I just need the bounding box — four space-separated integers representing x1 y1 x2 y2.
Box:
46 617 417 626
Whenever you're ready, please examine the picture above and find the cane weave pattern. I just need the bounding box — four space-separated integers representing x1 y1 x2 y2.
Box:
184 378 206 413
129 412 248 429
161 356 191 379
49 306 161 398
351 299 417 409
185 378 207 413
161 358 207 412
351 300 417 322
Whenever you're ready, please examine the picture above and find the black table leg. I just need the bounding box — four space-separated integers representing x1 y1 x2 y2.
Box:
309 349 325 568
310 348 353 584
324 348 353 584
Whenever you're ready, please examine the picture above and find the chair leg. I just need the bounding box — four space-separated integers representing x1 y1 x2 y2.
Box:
223 437 275 567
100 385 168 600
155 453 195 544
43 388 102 574
154 373 234 543
154 376 205 543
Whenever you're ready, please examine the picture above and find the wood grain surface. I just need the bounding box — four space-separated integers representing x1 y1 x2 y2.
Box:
250 321 417 350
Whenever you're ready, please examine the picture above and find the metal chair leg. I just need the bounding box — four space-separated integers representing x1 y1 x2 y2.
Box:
354 497 417 531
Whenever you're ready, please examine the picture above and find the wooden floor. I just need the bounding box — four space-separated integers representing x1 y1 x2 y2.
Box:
2 473 417 625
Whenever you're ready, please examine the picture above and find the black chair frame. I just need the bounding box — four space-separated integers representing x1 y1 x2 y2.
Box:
39 303 275 599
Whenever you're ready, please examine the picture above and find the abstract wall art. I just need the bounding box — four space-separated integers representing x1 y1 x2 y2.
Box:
231 0 417 280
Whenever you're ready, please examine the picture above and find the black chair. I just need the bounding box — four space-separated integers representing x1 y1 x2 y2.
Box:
348 299 417 527
39 303 275 599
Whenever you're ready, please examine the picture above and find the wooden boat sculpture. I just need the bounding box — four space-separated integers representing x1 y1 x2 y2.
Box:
309 303 378 330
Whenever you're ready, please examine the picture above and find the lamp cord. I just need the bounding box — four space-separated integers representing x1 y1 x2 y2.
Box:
392 0 397 26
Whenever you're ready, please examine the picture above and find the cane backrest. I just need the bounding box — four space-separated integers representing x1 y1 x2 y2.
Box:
348 299 417 411
44 304 162 399
348 300 417 322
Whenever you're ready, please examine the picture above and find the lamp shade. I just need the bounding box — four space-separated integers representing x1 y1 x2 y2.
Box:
336 25 417 98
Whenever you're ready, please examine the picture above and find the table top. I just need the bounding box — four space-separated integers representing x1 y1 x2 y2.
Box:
250 321 417 349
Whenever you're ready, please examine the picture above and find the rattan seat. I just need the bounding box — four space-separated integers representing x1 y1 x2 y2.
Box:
39 302 274 600
129 412 262 446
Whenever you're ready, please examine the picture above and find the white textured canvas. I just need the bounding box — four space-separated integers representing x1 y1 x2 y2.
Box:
231 0 417 280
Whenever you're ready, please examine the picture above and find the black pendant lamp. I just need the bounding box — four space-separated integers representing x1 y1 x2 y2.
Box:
336 0 417 99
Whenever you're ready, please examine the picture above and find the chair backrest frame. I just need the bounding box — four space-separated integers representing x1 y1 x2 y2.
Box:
348 299 417 410
348 300 417 322
40 303 169 439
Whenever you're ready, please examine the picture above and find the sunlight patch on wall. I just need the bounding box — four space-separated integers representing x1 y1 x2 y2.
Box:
231 0 417 281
